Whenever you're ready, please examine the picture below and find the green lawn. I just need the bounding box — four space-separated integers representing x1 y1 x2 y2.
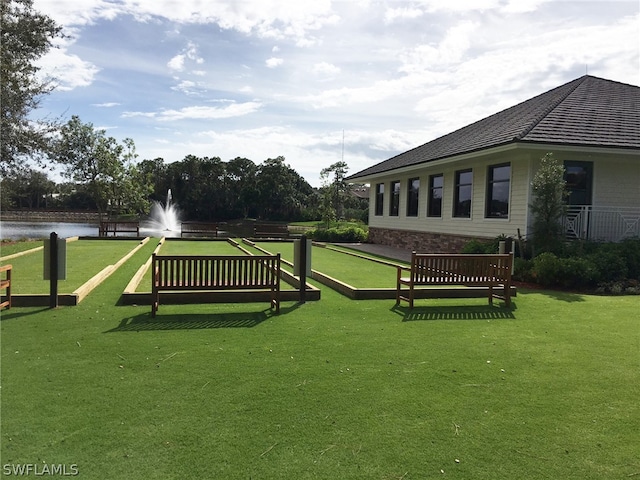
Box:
1 239 638 479
157 239 245 256
255 241 402 288
0 239 143 293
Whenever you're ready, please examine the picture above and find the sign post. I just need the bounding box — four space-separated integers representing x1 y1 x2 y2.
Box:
44 232 67 308
294 235 312 303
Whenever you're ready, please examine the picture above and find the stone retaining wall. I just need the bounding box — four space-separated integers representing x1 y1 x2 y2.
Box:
368 227 486 253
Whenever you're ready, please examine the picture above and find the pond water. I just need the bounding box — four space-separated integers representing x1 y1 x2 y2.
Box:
0 221 100 241
0 221 185 241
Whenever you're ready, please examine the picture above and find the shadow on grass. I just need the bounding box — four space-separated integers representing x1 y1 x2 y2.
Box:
0 307 50 321
391 304 517 322
106 303 301 332
516 287 586 302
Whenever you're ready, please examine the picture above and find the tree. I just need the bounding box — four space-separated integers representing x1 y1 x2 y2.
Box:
255 156 313 221
0 0 63 174
530 153 568 253
55 116 148 216
320 161 349 220
226 157 258 218
1 167 55 208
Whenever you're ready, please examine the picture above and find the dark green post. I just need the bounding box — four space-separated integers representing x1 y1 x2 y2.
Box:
49 232 58 309
299 234 307 303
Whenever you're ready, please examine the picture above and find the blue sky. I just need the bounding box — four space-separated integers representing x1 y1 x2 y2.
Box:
33 0 639 187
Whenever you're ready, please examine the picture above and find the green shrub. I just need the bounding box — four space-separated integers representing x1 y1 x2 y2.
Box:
308 226 368 243
513 258 534 282
461 239 493 254
618 238 640 279
558 257 598 289
532 252 598 288
587 249 628 283
532 252 562 286
461 235 512 254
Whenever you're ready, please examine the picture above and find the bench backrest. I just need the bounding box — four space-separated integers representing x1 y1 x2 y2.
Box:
100 221 139 232
181 222 218 232
254 224 288 233
153 254 280 290
411 253 512 284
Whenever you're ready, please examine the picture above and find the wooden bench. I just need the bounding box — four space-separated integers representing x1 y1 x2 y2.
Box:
0 264 12 310
180 222 219 238
99 221 140 237
151 254 281 317
253 223 289 238
396 253 513 308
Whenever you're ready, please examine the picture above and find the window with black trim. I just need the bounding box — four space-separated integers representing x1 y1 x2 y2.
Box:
485 163 510 218
390 180 400 216
374 183 384 216
428 174 443 217
564 161 593 205
454 169 472 218
406 177 420 217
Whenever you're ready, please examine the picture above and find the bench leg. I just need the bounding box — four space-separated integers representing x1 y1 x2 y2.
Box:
151 290 158 317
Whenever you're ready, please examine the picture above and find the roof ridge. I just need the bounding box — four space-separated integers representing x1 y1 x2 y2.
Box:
515 75 589 141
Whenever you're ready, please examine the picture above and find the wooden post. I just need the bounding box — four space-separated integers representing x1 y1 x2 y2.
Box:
49 232 58 309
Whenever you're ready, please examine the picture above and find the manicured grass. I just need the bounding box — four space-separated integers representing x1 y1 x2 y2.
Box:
158 239 245 256
0 240 43 257
256 241 401 288
1 240 639 479
0 239 143 293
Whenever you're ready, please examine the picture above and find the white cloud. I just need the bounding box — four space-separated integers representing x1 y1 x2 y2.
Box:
312 62 341 79
36 0 340 45
91 102 121 107
266 57 284 68
384 6 424 24
36 48 100 91
168 42 203 72
167 54 186 72
122 102 263 121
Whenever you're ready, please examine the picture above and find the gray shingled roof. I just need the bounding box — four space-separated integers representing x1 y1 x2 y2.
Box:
348 75 640 180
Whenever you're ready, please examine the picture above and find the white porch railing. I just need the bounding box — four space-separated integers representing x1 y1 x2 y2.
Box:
564 206 640 242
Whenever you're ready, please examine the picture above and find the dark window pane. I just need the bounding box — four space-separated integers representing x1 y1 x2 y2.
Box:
375 183 384 216
390 181 400 216
486 163 510 218
407 177 419 217
428 174 443 217
564 161 593 205
454 170 472 218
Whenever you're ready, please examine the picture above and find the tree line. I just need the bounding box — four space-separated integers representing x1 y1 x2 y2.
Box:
1 111 366 222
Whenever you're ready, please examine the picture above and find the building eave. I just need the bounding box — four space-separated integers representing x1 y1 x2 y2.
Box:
348 141 640 184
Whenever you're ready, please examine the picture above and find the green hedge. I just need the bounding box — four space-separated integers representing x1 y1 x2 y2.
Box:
466 236 640 294
307 226 368 243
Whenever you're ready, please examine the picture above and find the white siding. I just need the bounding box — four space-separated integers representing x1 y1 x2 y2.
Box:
368 150 532 239
366 146 639 241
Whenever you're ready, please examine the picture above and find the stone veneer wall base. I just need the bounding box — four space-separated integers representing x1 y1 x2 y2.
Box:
368 227 487 253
